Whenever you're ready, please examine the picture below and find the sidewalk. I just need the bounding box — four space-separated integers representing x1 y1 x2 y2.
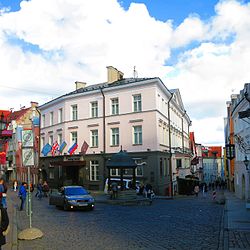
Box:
223 191 250 250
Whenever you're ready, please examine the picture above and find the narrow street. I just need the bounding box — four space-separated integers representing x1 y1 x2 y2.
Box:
10 191 224 250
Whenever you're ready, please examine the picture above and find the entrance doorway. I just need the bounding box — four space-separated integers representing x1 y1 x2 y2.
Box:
65 166 79 185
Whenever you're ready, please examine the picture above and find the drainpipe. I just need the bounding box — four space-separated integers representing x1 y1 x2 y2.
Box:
167 93 173 197
100 87 106 186
181 110 187 153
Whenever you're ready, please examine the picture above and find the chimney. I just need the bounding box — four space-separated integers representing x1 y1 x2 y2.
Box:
107 66 124 84
30 102 38 108
75 81 87 90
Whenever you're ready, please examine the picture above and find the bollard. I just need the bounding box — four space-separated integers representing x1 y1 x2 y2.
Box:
212 190 216 200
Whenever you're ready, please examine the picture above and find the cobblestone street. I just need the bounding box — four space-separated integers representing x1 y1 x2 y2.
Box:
11 192 224 250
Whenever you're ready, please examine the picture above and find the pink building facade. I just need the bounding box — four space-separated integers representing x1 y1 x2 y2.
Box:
39 67 192 195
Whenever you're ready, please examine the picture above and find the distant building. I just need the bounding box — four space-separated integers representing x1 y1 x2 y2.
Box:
202 146 223 185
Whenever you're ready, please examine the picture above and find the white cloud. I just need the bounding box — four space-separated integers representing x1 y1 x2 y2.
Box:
0 0 249 145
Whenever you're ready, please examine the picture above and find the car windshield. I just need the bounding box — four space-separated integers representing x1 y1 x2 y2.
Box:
65 187 88 196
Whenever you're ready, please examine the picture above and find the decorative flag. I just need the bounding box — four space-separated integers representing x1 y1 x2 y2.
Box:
68 142 78 155
59 141 67 154
80 141 89 155
41 143 52 156
51 141 59 156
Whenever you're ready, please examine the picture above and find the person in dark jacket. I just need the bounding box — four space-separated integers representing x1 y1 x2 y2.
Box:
0 200 9 249
18 182 27 211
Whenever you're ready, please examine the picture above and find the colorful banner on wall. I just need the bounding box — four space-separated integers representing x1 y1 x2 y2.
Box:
41 143 52 156
68 142 78 155
59 141 67 154
51 142 59 156
80 141 89 155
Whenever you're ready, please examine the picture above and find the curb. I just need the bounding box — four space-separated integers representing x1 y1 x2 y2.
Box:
11 207 18 250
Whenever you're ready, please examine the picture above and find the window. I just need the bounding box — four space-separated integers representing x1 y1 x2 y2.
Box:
41 137 45 149
90 160 100 181
71 105 78 121
111 128 119 146
176 159 182 168
133 94 142 112
136 166 143 176
50 112 53 126
58 108 63 123
133 125 142 145
41 115 45 128
111 98 119 115
91 101 98 118
134 159 144 176
49 135 53 146
71 131 77 144
57 134 62 146
91 130 98 147
49 168 55 179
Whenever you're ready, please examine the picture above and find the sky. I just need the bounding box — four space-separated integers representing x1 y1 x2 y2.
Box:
0 0 250 146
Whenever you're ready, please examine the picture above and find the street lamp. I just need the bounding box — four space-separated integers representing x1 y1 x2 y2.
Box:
244 156 249 171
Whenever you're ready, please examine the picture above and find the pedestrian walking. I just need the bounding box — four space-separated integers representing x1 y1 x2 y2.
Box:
202 183 207 197
13 180 18 192
42 181 49 197
18 182 27 211
111 181 118 199
194 185 199 197
0 179 7 208
35 181 43 200
0 200 9 249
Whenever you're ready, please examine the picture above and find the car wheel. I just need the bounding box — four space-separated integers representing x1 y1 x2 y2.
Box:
63 203 69 211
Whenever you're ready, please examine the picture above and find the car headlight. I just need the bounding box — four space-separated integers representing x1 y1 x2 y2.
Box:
88 198 95 202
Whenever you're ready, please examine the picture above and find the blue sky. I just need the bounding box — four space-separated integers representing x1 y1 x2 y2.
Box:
0 0 250 145
119 0 219 24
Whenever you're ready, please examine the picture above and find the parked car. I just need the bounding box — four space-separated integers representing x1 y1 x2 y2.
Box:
104 178 140 194
49 186 95 211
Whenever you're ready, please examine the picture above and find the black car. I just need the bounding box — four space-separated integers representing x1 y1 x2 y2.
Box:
49 186 95 211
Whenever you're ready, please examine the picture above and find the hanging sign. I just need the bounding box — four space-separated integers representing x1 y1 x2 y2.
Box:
22 148 34 166
22 130 34 147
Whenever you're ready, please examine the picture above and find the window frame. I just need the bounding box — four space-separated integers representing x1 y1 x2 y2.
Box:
133 125 142 145
111 97 119 115
90 160 100 181
71 105 78 121
91 101 98 118
133 94 142 112
110 127 119 146
91 130 98 147
71 131 78 144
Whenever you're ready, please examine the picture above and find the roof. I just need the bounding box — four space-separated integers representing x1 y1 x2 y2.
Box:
39 77 156 108
106 149 137 169
8 108 29 121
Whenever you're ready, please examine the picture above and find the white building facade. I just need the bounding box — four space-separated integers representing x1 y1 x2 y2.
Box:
231 83 250 200
39 67 192 195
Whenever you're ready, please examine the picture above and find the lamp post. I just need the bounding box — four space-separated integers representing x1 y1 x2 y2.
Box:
243 156 250 209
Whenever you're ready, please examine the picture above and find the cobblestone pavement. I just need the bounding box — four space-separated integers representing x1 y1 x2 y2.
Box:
228 230 250 249
13 194 224 250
